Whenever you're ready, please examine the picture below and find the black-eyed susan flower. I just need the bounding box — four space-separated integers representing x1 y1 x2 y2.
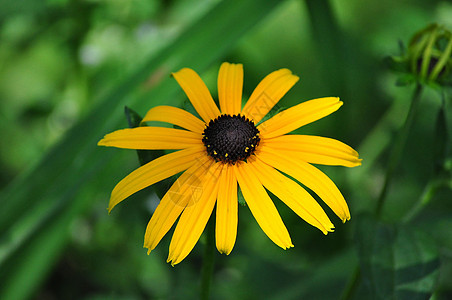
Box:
98 62 362 265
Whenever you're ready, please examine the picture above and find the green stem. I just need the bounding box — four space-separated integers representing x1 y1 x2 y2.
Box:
340 267 361 300
200 216 215 300
341 84 423 300
403 179 443 222
375 83 423 217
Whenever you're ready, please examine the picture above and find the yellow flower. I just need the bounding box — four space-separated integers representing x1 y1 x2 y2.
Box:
98 62 362 265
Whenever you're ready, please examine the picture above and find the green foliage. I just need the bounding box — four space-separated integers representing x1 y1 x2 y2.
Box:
356 214 439 300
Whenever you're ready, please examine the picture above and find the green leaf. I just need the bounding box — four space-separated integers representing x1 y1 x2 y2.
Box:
237 186 247 206
0 188 90 300
383 55 410 74
433 99 450 176
355 214 439 300
124 106 162 167
256 104 286 126
124 106 143 129
395 75 415 87
124 106 169 199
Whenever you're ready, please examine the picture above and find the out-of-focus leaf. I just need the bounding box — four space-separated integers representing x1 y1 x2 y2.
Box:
0 187 91 300
0 0 45 19
238 187 246 206
434 100 449 175
0 0 283 299
124 106 143 129
355 214 439 300
384 55 410 74
124 106 168 198
395 75 415 87
124 106 161 167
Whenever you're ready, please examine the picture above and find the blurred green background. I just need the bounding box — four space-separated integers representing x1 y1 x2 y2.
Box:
1 0 451 299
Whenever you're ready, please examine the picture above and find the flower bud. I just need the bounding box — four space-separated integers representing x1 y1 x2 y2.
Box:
386 24 452 86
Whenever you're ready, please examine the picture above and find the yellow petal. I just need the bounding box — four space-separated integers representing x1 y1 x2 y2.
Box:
258 148 350 222
108 145 205 212
142 105 205 134
248 158 334 234
234 162 293 249
144 156 213 253
218 62 243 115
172 68 221 123
258 97 343 139
98 127 202 150
167 162 222 265
215 164 238 255
263 135 362 167
242 69 299 124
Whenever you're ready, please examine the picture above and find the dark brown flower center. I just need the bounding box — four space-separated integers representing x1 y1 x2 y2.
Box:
202 114 260 164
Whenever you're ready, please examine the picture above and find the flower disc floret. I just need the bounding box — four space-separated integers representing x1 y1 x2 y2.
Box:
202 114 260 164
